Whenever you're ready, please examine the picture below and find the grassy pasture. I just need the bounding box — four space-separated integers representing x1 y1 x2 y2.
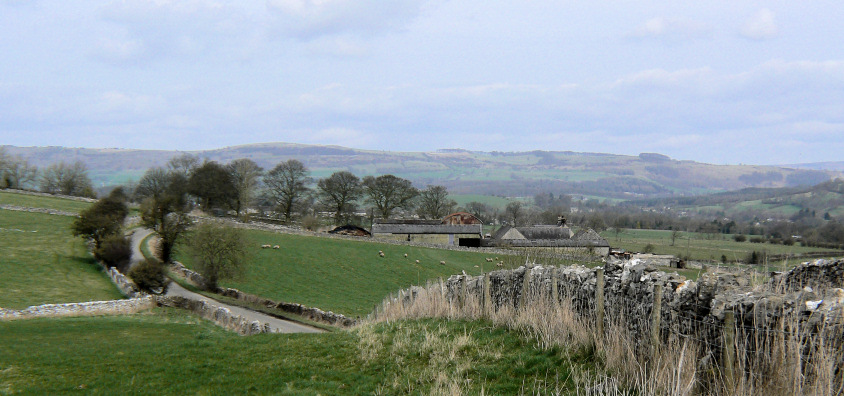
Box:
602 228 843 264
0 210 123 309
174 230 508 317
0 190 92 213
0 310 584 395
451 193 512 209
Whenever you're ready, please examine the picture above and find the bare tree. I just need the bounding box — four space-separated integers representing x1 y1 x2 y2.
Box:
39 161 95 197
417 185 457 219
137 167 191 262
184 222 249 291
317 171 362 224
134 167 171 201
0 152 38 189
167 153 199 180
504 201 524 226
226 159 263 217
463 201 496 224
671 230 681 246
362 174 418 218
264 159 312 223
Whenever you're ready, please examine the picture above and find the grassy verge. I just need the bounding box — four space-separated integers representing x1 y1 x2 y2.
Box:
0 309 588 394
0 190 92 213
174 229 515 317
0 210 124 308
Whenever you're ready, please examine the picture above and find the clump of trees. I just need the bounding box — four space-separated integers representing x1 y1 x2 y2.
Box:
136 165 193 263
40 161 96 197
71 187 132 271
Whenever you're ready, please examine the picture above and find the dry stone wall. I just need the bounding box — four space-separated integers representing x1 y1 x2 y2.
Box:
0 297 155 321
444 258 844 368
0 204 78 217
0 189 97 203
155 295 271 335
170 261 356 327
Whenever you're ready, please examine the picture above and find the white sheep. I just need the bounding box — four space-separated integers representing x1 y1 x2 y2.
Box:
261 244 271 249
273 245 280 249
439 260 445 265
379 252 385 258
415 259 420 264
404 253 408 258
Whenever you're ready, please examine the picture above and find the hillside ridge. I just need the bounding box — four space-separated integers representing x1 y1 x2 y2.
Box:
3 143 840 199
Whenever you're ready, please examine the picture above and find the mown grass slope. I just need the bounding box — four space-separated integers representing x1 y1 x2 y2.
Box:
0 309 586 395
0 210 123 309
174 229 512 317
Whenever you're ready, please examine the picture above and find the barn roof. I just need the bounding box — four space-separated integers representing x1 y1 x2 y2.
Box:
371 223 483 235
515 225 574 240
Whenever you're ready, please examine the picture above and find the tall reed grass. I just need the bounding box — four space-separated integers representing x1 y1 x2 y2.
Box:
368 263 843 395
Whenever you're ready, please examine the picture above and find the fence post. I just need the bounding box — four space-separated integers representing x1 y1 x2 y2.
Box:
651 283 663 348
596 268 605 335
460 275 468 309
551 267 559 306
520 268 531 310
483 273 491 315
723 311 736 390
439 277 445 300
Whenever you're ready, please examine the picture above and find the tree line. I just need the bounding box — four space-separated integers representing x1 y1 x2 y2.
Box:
0 149 96 197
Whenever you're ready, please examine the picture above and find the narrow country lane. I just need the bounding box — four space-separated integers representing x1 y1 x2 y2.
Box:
128 228 325 334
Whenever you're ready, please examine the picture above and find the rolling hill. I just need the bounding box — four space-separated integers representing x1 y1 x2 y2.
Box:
3 143 840 199
629 179 844 220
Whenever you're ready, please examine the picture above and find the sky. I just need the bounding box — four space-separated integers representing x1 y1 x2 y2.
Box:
1 1 843 165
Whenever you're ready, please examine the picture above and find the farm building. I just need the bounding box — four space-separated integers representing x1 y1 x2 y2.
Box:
371 212 484 246
480 217 610 255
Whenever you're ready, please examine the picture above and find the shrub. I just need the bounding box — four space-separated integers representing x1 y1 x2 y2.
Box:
733 234 747 242
782 237 795 246
128 260 169 294
749 236 765 244
94 234 132 272
301 215 320 231
768 237 782 245
642 243 655 253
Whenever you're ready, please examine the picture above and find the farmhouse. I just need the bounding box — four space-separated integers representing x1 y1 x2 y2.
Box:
480 217 610 255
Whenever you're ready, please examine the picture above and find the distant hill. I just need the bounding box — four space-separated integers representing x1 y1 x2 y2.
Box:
629 179 844 220
3 143 841 199
784 161 844 172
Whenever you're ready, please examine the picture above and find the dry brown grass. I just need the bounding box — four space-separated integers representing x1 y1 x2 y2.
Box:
368 269 843 395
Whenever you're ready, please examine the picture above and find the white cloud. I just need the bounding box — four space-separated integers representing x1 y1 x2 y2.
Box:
741 8 778 40
93 0 254 64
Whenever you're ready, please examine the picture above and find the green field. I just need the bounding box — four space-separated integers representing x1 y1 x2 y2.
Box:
602 228 843 264
0 210 123 309
451 194 513 209
0 310 585 395
174 230 508 317
0 190 93 213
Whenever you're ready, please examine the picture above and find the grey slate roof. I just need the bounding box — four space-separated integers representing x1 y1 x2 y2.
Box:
372 223 483 235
